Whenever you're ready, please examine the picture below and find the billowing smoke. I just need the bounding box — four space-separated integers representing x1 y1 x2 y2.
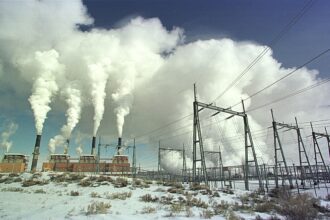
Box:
87 62 110 136
61 86 82 139
48 85 82 154
1 0 330 173
112 84 132 137
0 122 18 153
28 50 63 135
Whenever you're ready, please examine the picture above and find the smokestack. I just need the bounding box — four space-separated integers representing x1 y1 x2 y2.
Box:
64 139 69 154
31 134 41 172
91 136 96 155
117 137 122 155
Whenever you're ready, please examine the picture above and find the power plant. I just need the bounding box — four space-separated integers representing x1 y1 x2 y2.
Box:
41 136 131 173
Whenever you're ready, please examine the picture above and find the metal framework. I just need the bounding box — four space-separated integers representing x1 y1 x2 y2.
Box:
97 137 136 175
311 123 330 183
271 109 293 188
204 147 223 188
193 84 262 190
271 113 315 187
158 145 185 174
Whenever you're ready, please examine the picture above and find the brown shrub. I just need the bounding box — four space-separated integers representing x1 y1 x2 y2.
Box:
22 179 48 187
70 191 79 196
141 206 156 214
276 193 319 220
190 183 209 191
114 177 128 188
167 187 184 194
140 193 158 203
85 201 111 215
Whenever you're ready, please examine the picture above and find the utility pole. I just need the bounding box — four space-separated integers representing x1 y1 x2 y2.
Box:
295 117 314 186
132 138 136 178
311 123 330 183
242 100 263 191
158 141 161 173
191 84 262 190
271 109 293 188
182 144 187 182
97 136 101 173
193 84 208 186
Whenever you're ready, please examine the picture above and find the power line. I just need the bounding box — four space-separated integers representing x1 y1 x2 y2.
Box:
230 48 330 108
212 0 316 102
247 77 330 113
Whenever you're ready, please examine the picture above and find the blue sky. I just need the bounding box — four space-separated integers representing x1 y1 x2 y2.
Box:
1 0 330 169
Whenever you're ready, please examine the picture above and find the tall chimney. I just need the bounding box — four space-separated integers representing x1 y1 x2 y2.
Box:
117 137 122 155
91 136 96 155
31 134 41 172
64 139 69 154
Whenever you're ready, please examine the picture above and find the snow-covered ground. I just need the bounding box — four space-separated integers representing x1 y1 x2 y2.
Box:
0 172 330 220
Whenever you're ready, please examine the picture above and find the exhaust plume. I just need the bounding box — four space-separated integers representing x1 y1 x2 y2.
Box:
0 122 18 153
48 85 82 154
88 62 110 136
28 50 63 135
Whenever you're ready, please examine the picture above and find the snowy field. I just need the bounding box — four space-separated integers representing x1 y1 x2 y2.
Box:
1 172 330 220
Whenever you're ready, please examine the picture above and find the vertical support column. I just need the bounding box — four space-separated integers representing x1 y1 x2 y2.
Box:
182 144 187 182
192 84 208 186
243 114 249 190
193 84 197 183
97 136 101 173
295 117 314 184
31 134 41 172
158 141 161 173
133 138 136 178
325 127 330 159
242 100 263 191
271 109 279 188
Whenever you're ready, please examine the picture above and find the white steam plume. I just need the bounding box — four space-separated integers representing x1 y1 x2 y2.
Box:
48 85 82 154
61 86 82 139
88 62 110 136
0 122 18 153
28 50 63 135
112 80 133 137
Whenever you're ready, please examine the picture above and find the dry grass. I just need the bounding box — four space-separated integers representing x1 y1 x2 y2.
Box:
34 189 46 194
140 193 159 203
22 179 49 187
85 201 111 215
190 183 209 191
106 191 132 200
70 191 79 196
90 192 101 198
114 177 128 188
140 206 156 214
200 209 214 219
167 187 184 194
276 193 319 220
1 187 23 192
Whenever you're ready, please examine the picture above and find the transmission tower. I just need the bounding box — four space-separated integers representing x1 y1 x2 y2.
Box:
193 84 208 186
311 123 330 183
192 84 262 190
271 109 293 188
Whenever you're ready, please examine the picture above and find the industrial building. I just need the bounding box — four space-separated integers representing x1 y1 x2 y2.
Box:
0 153 29 173
42 137 131 173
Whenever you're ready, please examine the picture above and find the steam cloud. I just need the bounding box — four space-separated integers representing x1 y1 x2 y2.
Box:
0 122 18 153
1 0 330 171
28 50 63 135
